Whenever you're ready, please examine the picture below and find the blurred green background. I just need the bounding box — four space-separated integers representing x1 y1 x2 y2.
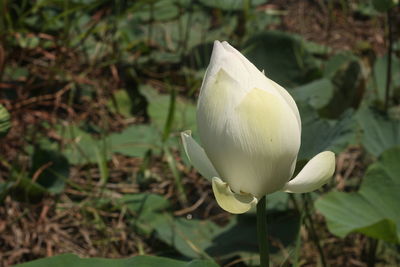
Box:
1 0 400 266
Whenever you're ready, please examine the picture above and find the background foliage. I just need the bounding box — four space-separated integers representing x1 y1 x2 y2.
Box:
1 0 400 266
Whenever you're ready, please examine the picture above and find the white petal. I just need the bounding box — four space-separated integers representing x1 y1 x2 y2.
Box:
201 41 251 96
197 41 301 198
282 151 336 193
181 131 219 180
220 41 279 96
198 75 301 198
212 177 257 214
221 41 301 130
269 79 301 132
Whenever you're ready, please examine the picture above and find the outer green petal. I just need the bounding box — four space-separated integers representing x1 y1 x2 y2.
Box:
282 151 336 193
212 177 258 214
181 131 219 180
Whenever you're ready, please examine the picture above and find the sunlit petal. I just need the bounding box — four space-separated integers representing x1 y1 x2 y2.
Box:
198 80 300 197
282 151 336 193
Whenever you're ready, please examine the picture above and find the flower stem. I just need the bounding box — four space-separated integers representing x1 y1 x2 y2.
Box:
256 195 269 267
302 193 327 267
384 9 393 112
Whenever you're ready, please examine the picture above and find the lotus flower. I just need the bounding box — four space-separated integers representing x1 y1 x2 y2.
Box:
181 41 335 214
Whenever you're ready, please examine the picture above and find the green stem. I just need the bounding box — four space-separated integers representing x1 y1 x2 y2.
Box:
384 9 393 112
164 146 187 205
162 86 176 143
256 196 269 267
302 194 327 267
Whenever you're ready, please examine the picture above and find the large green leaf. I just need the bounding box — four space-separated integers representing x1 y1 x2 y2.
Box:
108 125 161 157
303 39 332 55
199 0 265 11
119 193 171 236
315 147 400 243
290 52 364 117
37 124 103 165
206 211 299 264
141 0 180 21
39 123 162 164
119 193 298 262
372 0 396 12
116 15 146 53
107 90 134 117
30 147 69 194
244 31 321 88
298 104 355 161
120 193 228 258
354 0 379 16
9 170 47 203
357 107 400 157
154 208 299 262
140 85 197 134
16 254 218 267
289 78 334 110
156 216 233 259
371 54 400 103
0 104 11 137
140 9 213 59
321 53 365 118
323 52 359 79
7 147 69 201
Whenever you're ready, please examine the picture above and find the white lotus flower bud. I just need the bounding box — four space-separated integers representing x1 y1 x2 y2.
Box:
181 41 335 214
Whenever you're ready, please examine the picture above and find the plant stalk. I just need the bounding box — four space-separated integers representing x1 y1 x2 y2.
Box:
302 193 327 267
256 196 269 267
384 9 393 112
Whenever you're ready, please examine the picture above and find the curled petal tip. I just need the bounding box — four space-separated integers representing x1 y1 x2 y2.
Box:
282 151 336 193
212 177 257 214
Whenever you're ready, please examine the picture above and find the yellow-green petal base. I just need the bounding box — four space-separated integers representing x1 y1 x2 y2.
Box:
212 177 258 214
